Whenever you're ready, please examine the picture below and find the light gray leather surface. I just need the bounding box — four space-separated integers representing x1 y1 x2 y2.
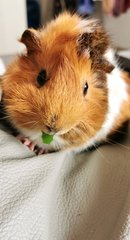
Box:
0 123 130 240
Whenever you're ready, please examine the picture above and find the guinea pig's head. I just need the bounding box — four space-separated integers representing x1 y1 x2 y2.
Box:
2 12 114 150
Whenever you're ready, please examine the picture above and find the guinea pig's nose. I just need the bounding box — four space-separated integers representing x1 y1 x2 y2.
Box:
46 125 57 134
45 114 59 133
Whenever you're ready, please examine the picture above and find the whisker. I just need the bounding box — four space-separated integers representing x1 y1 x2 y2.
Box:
93 144 111 164
77 121 130 152
110 128 129 136
106 139 130 150
20 121 39 128
0 115 10 121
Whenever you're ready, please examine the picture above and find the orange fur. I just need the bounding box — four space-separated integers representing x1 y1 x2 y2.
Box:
1 12 129 151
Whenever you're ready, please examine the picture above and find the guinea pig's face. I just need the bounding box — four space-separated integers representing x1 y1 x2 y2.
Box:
2 13 114 150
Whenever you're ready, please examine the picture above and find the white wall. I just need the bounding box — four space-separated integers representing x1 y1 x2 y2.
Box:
103 9 130 49
0 0 27 55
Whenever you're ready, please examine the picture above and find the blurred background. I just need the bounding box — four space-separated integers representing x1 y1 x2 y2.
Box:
0 0 130 73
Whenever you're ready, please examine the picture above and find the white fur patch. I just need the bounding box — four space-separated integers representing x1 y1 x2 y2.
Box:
0 58 5 75
76 19 98 34
104 48 116 65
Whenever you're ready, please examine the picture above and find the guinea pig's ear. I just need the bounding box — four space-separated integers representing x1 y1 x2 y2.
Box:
20 29 41 55
77 19 114 73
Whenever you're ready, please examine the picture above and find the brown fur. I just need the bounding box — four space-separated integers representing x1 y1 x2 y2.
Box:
77 20 114 73
1 12 129 150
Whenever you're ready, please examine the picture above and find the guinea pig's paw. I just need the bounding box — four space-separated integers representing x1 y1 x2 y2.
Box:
17 135 30 145
17 135 35 151
36 147 46 155
17 135 46 155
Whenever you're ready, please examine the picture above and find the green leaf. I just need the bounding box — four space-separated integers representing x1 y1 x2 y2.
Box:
41 133 54 144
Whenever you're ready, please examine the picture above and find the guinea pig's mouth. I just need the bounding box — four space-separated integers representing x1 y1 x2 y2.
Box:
54 123 78 136
42 125 76 137
41 129 69 138
56 129 70 136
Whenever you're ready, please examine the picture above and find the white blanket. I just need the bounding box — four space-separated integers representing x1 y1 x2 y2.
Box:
0 123 130 240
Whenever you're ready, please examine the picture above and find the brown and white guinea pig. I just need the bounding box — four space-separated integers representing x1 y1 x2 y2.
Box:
1 12 130 153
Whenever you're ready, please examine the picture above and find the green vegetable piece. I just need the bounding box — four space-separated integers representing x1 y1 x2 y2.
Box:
41 133 54 144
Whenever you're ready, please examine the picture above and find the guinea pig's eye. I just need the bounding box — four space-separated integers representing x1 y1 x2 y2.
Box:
83 82 88 96
37 69 47 87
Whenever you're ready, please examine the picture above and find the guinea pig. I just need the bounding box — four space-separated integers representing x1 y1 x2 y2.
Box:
1 12 130 153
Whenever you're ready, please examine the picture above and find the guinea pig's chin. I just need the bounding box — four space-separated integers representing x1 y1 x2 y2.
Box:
18 127 68 151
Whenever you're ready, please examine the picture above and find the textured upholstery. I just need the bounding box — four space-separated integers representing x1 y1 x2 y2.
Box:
0 123 130 240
